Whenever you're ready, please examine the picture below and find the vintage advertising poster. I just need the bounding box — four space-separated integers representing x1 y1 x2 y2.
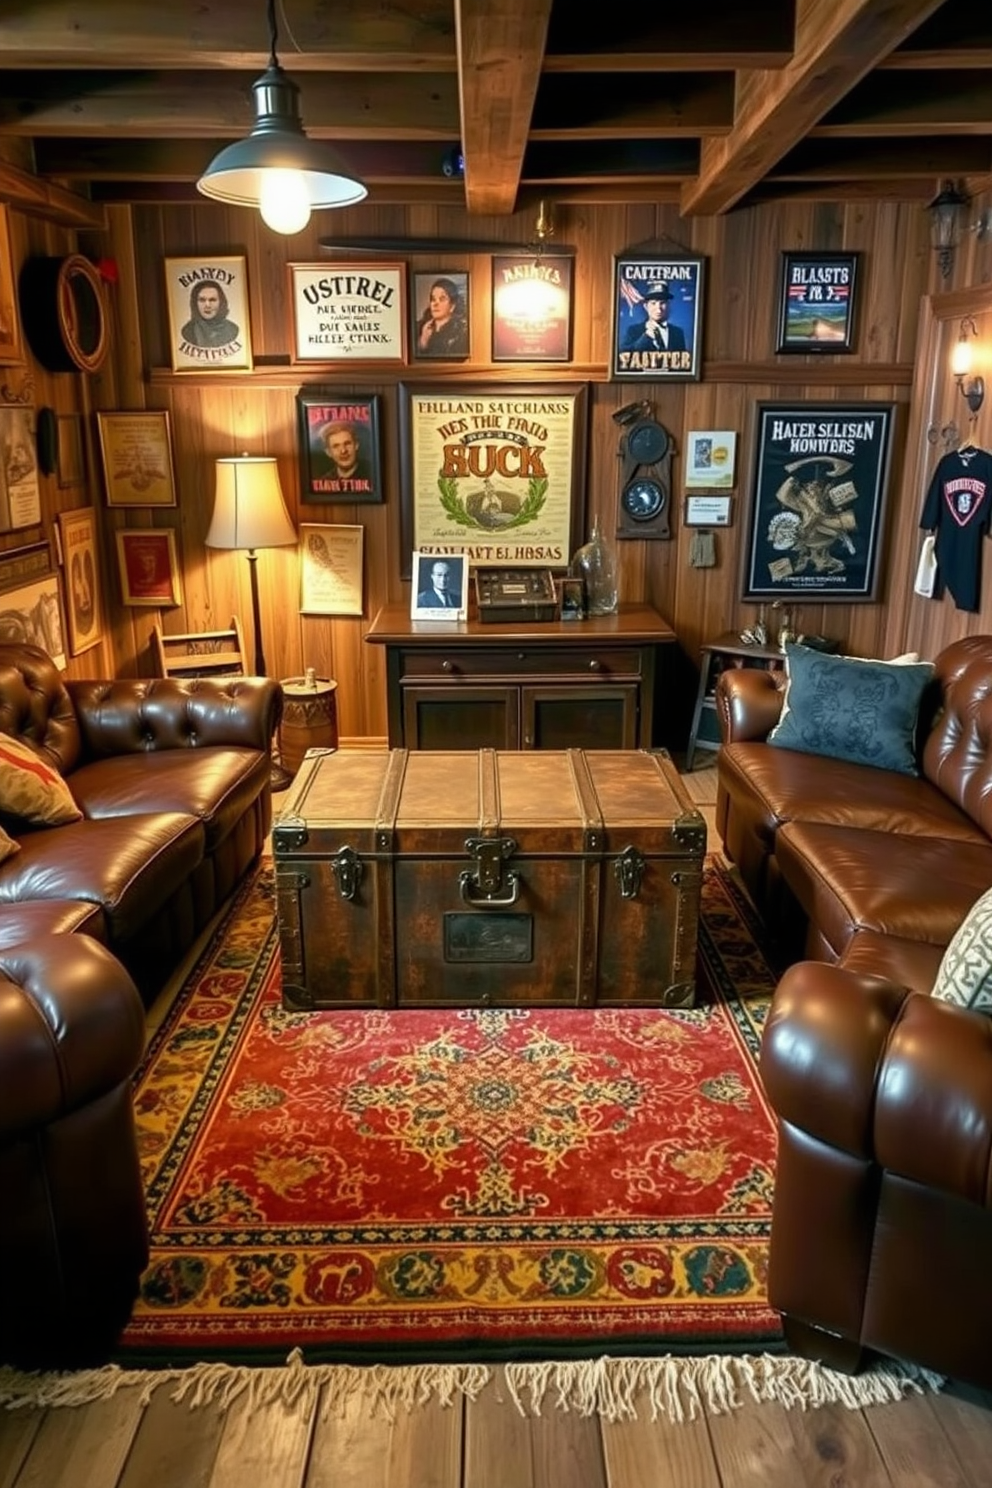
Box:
296 392 382 503
491 254 572 362
163 256 253 373
97 411 177 507
0 405 40 531
58 506 103 655
742 403 895 602
611 254 704 381
115 529 183 607
290 263 405 363
398 384 587 572
299 524 364 616
777 251 860 353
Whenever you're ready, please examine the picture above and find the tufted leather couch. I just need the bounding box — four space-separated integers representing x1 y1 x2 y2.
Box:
715 634 992 1389
0 642 282 1366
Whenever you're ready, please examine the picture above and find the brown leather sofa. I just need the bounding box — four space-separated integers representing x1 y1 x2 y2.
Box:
0 642 281 1366
715 634 992 1388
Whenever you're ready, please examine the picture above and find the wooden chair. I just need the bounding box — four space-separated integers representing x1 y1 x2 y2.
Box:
151 618 248 680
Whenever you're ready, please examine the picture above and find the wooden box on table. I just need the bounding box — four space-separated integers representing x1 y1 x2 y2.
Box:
272 747 706 1010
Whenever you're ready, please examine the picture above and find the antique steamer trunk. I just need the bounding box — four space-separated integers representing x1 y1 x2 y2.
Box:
272 748 705 1010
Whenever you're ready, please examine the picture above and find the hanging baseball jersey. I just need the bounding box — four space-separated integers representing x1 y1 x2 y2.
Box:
919 446 992 612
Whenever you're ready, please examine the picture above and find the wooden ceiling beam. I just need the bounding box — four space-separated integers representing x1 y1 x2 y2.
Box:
454 0 553 216
680 0 949 216
0 158 105 228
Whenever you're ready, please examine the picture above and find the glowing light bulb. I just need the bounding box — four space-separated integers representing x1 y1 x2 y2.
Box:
259 170 311 234
951 337 973 378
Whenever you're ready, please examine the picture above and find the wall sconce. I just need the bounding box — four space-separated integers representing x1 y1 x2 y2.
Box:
927 180 970 280
951 316 985 417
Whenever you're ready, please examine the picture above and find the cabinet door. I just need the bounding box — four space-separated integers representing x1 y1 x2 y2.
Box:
401 685 519 749
521 684 638 750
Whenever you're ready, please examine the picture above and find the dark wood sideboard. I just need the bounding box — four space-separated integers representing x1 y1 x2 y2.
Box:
366 603 676 751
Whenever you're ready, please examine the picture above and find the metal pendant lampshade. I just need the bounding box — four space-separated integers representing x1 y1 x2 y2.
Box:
196 0 367 233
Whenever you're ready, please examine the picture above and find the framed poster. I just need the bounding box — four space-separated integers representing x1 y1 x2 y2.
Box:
57 506 103 655
741 403 895 602
0 403 41 531
0 204 23 366
296 391 382 504
97 410 177 507
163 256 253 372
0 570 66 669
299 524 364 616
115 528 183 607
611 253 704 381
398 383 588 579
684 430 737 490
411 551 468 619
410 272 470 360
491 254 573 362
289 263 405 364
776 251 860 353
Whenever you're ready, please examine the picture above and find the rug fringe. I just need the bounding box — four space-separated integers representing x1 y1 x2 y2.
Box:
0 1349 943 1422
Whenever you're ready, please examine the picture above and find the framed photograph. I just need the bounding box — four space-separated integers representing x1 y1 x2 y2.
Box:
296 391 382 504
0 542 50 591
398 382 588 578
742 403 895 603
0 403 41 531
776 251 860 354
410 271 470 361
0 204 23 366
559 575 586 620
491 254 573 362
685 494 732 527
115 528 183 607
411 552 468 619
685 430 737 490
289 262 406 364
163 256 253 373
611 253 704 381
0 570 66 669
56 414 85 488
97 410 177 507
57 506 103 655
299 523 364 616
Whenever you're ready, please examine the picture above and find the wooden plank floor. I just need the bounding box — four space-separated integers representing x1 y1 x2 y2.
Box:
7 765 991 1486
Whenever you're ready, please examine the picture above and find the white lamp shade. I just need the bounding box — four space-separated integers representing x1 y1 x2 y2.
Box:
207 456 297 551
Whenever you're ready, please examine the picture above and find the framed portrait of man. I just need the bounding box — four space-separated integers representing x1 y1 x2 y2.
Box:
610 253 704 381
410 552 468 620
296 391 383 504
163 256 254 373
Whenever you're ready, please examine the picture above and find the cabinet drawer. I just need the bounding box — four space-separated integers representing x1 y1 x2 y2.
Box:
400 647 643 680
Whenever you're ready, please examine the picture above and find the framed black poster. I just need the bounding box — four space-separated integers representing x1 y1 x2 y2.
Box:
296 392 383 504
776 251 860 353
741 403 895 602
610 253 704 381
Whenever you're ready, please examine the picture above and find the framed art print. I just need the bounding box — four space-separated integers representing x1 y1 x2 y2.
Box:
57 506 103 655
611 253 704 380
97 411 177 507
0 568 66 669
684 430 737 490
290 263 406 364
776 251 860 353
0 403 41 530
164 256 253 372
296 391 382 503
299 523 364 616
741 402 895 602
411 272 470 360
491 254 573 362
0 204 23 366
115 528 183 607
410 551 468 620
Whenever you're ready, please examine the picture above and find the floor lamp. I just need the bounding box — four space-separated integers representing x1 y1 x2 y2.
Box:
206 454 298 791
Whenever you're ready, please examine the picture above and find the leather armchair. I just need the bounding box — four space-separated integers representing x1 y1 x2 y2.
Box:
761 960 992 1390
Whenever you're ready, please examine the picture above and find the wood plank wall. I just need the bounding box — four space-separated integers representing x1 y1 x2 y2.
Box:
2 187 991 744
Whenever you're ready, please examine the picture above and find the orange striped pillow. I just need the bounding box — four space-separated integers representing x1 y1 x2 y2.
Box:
0 823 19 863
0 734 82 825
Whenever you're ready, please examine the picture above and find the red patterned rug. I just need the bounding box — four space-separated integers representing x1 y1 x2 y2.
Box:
120 859 781 1365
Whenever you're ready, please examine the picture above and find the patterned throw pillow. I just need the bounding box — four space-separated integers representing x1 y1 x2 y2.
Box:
932 887 992 1013
768 644 934 775
0 823 19 864
0 733 82 826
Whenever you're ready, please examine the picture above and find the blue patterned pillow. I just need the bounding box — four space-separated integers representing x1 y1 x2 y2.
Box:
768 644 934 775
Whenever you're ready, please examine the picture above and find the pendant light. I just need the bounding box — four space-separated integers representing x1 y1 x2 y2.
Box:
197 0 367 234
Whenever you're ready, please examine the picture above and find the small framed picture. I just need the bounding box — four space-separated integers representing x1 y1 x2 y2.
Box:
611 253 704 381
411 552 468 620
163 256 253 372
97 411 177 507
56 414 86 488
0 568 66 669
776 251 860 354
296 391 382 504
685 494 732 527
289 262 406 364
410 272 470 360
559 575 586 620
299 523 364 616
0 204 23 367
57 506 103 654
684 430 737 490
115 528 183 607
491 254 573 362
